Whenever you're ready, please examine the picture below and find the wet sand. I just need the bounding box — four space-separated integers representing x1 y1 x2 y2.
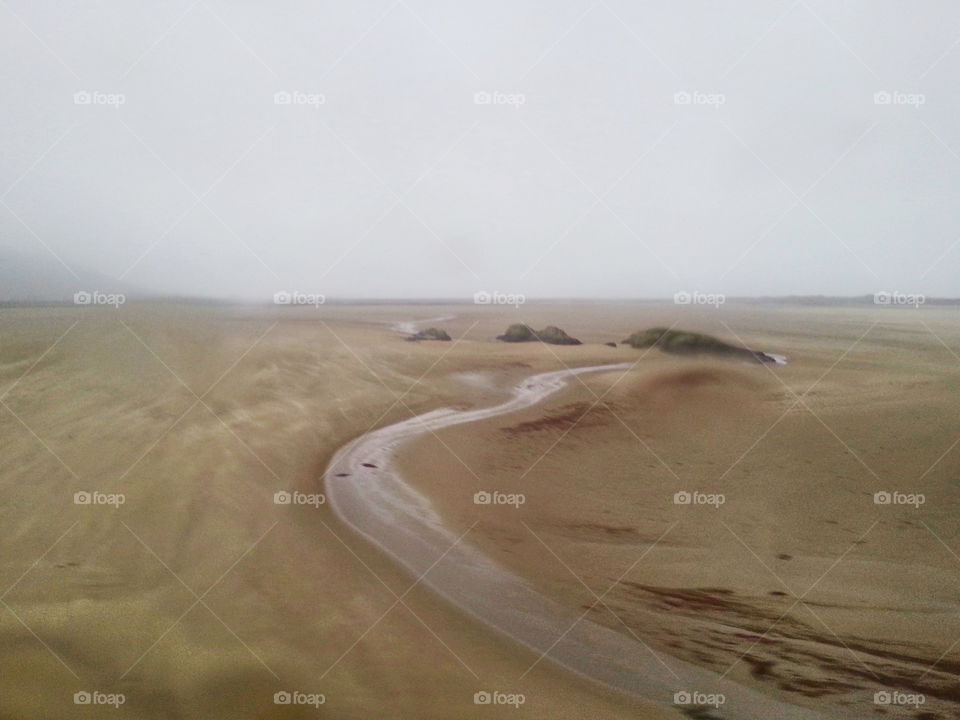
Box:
397 307 960 719
3 301 958 718
327 363 827 718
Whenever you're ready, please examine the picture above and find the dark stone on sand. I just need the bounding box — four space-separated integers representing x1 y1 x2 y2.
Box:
406 327 451 342
496 323 581 345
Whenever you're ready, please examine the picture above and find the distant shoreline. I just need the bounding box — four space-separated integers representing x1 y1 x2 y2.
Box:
4 295 960 308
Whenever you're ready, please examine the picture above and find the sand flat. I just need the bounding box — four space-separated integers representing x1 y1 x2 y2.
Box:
0 303 684 719
396 304 960 718
2 301 957 718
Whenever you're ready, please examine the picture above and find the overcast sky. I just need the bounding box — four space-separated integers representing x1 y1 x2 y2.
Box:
2 0 960 300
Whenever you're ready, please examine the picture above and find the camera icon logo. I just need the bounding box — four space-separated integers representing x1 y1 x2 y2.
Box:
274 690 292 704
673 290 691 305
274 91 292 105
74 291 92 305
874 91 892 105
473 91 492 105
74 491 92 505
874 491 891 505
673 91 692 105
73 91 92 105
274 491 292 505
474 691 491 704
474 491 492 505
673 491 691 505
273 291 292 305
673 690 692 704
873 691 891 705
74 691 92 704
473 290 491 305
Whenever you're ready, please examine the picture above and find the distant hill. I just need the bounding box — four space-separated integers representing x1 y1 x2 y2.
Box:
0 247 134 304
735 294 960 306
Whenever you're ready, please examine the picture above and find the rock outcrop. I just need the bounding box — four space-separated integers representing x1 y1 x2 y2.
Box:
621 327 782 363
406 327 452 342
496 324 581 345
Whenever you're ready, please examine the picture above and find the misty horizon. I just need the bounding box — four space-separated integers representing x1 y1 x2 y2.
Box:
4 5 960 719
3 1 960 302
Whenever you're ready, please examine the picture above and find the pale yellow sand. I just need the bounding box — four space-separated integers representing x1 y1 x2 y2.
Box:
2 301 957 718
0 303 680 719
398 304 960 718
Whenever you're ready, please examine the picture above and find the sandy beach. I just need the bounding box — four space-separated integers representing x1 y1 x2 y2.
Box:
327 359 834 718
0 303 683 719
5 3 958 715
399 304 960 718
1 301 958 718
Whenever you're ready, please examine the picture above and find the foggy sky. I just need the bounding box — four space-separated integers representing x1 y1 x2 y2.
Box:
2 0 959 300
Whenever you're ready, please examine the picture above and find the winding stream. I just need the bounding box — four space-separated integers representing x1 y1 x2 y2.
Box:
325 364 824 719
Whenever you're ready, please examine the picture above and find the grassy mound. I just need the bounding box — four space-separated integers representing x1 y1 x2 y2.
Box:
496 324 582 345
406 327 452 342
621 327 766 362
